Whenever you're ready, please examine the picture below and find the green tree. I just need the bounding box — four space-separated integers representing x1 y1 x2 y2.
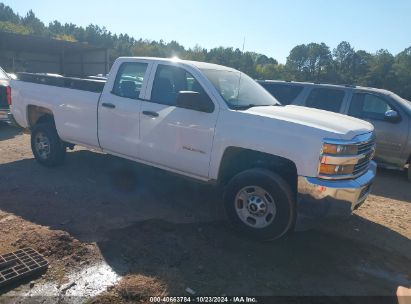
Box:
352 50 372 84
333 41 355 83
255 54 277 66
365 49 395 89
392 47 411 100
256 63 290 80
21 10 46 36
184 45 207 62
0 21 31 35
0 3 20 23
286 43 332 82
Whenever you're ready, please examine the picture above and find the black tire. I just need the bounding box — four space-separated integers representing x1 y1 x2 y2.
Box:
224 168 295 241
408 165 411 183
31 123 66 167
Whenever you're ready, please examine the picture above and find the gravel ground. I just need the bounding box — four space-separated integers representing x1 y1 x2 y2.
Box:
0 125 410 302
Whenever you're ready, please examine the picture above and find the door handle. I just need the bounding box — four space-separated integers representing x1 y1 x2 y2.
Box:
102 102 116 109
142 111 159 117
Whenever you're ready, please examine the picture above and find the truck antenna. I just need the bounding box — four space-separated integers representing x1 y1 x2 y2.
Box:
235 36 246 109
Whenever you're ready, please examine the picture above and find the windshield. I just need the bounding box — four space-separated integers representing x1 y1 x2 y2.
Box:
200 68 280 109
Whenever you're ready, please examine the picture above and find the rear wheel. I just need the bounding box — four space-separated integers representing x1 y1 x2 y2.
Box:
224 168 295 241
31 123 66 167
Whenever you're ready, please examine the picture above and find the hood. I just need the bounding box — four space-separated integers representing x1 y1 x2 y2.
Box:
244 105 373 140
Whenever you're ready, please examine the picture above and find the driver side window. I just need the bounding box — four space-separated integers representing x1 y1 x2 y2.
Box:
150 64 211 107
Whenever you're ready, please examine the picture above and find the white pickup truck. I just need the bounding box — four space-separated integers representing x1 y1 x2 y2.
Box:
10 57 377 240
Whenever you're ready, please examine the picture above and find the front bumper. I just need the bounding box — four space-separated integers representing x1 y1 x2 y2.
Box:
295 161 377 230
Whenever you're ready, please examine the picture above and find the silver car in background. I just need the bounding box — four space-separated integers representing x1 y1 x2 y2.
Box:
258 80 411 181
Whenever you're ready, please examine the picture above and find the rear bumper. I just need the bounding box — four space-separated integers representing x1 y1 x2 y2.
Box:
0 109 16 125
295 161 377 230
0 108 10 122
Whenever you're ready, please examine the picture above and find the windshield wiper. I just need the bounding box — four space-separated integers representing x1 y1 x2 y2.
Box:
231 104 256 110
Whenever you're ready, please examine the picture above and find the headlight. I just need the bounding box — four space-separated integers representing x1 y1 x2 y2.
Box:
322 143 358 155
319 143 357 177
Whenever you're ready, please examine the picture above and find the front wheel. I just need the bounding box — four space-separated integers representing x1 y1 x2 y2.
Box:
31 123 66 167
224 168 295 241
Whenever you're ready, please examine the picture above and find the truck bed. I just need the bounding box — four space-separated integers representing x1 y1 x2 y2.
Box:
10 77 101 148
16 73 105 93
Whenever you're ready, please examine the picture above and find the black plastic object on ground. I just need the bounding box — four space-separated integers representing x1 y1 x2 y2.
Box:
0 248 48 289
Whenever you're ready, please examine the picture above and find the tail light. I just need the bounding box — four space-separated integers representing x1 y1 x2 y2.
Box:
6 86 11 105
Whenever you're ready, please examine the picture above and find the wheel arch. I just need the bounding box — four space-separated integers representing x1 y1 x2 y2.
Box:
217 147 298 194
27 105 55 128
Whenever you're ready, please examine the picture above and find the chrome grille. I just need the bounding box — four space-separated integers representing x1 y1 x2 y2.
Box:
357 141 375 155
353 158 371 176
353 137 375 177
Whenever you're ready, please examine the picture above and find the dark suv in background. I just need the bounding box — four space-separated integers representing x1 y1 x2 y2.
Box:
258 80 411 181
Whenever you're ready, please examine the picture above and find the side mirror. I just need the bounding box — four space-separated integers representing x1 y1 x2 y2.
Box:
176 91 214 113
384 110 400 123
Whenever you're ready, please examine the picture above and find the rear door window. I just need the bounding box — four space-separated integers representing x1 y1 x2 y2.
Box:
305 88 345 113
261 83 303 105
112 62 148 99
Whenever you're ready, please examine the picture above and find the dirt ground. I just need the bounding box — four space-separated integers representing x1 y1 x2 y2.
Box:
0 125 410 302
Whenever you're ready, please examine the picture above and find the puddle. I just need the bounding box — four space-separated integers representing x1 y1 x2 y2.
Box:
3 262 121 303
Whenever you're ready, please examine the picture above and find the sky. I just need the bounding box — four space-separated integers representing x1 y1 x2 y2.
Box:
3 0 411 63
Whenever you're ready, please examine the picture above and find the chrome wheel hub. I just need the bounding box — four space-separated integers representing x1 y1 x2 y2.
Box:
235 186 276 229
34 132 51 160
247 195 267 216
